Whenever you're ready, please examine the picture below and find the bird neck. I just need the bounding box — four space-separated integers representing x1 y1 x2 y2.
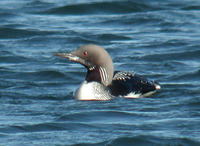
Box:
86 66 112 86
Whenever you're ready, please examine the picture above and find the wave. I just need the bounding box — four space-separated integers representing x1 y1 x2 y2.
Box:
1 88 71 100
78 33 131 42
0 122 94 134
106 136 200 146
25 0 53 8
22 0 55 13
99 15 163 27
182 5 200 10
1 69 67 82
171 69 200 82
0 12 17 18
72 135 200 145
95 33 131 41
31 70 67 80
0 27 55 39
0 54 30 63
56 110 143 123
137 49 200 62
41 1 162 15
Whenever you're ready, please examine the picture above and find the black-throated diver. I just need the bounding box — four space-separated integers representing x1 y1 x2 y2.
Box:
54 44 161 100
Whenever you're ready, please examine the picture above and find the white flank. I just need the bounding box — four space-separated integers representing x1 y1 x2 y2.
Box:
123 92 142 98
123 91 157 98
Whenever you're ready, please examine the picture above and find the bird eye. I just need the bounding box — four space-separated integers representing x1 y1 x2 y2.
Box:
83 52 88 56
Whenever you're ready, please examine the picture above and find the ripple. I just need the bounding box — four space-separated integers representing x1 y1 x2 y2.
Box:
70 33 131 43
41 1 162 15
0 122 97 134
56 110 152 124
0 69 67 82
170 69 200 84
33 70 67 80
0 54 30 63
138 50 200 62
182 5 200 10
0 12 17 18
22 0 55 13
108 136 200 146
96 33 131 41
0 27 55 39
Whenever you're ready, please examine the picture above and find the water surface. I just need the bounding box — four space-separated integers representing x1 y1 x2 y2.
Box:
0 0 200 145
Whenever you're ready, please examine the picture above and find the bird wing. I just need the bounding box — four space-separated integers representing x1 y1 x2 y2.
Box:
109 71 158 97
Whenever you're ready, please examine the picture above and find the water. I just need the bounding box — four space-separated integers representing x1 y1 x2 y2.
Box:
0 0 200 145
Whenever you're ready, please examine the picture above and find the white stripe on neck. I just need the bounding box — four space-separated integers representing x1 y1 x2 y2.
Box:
99 67 109 86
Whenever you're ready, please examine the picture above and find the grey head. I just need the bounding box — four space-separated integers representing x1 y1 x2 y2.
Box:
54 44 114 86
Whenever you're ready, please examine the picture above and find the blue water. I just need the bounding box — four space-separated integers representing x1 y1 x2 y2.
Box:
0 0 200 145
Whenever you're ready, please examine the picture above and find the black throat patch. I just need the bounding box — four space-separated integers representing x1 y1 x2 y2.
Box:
86 66 101 83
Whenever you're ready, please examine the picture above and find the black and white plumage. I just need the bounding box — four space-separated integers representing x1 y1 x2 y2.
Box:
109 71 160 98
54 44 161 100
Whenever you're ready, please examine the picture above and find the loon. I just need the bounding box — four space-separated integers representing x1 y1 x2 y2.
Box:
54 44 161 100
